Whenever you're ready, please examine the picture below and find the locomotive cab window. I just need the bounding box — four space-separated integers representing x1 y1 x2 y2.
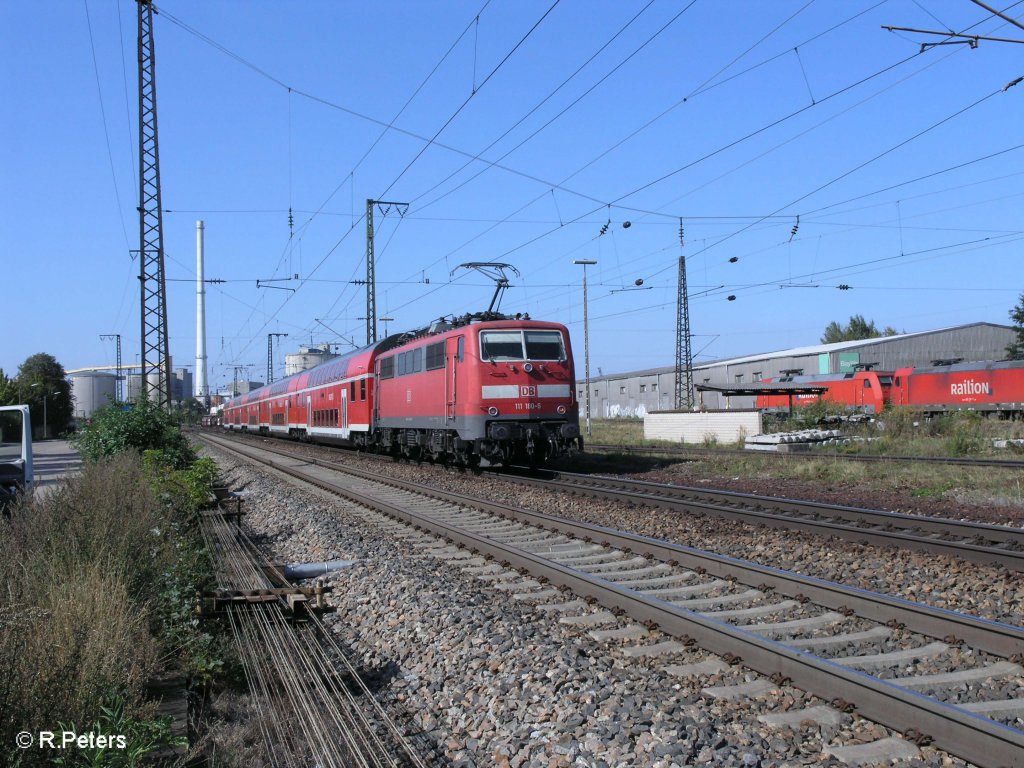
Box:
480 331 524 361
480 330 565 361
524 330 565 360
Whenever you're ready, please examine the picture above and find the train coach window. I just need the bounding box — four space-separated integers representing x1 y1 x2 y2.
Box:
360 379 366 400
350 381 356 401
380 357 395 379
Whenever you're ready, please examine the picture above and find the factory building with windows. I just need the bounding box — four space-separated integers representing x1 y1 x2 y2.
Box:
578 322 1018 417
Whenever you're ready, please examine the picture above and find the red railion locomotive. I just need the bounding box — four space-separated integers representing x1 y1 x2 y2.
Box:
890 359 1024 415
221 313 582 466
756 359 1024 417
756 369 893 414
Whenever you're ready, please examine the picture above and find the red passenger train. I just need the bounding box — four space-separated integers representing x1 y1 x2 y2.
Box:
221 314 582 465
756 360 1024 417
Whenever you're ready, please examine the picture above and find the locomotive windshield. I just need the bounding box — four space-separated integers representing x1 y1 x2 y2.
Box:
480 330 565 361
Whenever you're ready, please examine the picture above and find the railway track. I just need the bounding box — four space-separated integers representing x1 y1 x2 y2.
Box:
586 442 1024 469
198 432 1024 768
491 467 1024 572
199 499 427 767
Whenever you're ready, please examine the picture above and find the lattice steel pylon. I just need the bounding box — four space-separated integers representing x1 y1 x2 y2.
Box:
674 218 694 410
267 333 288 384
365 199 408 345
137 0 171 409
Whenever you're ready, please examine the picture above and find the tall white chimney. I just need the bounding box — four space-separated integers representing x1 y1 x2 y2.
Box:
196 220 209 403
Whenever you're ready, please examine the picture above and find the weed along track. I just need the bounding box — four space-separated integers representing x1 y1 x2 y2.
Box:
199 432 1024 767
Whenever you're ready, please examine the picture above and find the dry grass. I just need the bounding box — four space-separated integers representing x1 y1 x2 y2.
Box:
0 453 172 762
584 416 1024 509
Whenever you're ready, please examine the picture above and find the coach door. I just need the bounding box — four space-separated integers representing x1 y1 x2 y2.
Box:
341 388 349 434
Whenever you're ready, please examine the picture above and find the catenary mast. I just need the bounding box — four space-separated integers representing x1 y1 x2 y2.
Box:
137 0 171 408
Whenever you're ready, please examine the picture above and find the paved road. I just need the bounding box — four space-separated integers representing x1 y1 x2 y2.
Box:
32 439 83 498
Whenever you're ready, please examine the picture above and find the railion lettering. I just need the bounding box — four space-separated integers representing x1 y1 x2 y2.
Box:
950 379 990 397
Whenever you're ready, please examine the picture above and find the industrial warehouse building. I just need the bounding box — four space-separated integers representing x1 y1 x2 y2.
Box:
578 322 1018 416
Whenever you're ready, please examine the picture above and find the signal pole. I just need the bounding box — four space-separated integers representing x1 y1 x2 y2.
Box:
137 0 171 409
365 199 408 345
100 334 123 402
267 333 288 384
675 218 694 410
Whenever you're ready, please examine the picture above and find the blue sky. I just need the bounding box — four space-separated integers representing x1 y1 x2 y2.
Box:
3 1 1022 391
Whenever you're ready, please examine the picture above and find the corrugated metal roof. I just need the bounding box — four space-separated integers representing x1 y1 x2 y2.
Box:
586 322 1014 382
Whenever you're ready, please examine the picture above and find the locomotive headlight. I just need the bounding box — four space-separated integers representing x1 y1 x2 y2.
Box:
488 406 499 416
523 363 534 373
556 405 566 414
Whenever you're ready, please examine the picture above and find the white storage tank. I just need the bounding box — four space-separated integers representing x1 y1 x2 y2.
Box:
70 372 118 419
285 344 338 376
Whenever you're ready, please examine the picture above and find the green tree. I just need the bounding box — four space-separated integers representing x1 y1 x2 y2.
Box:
1007 293 1024 359
71 397 195 469
821 315 899 344
14 353 72 437
0 369 15 406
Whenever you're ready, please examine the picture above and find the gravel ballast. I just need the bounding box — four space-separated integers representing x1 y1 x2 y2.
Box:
197 439 992 767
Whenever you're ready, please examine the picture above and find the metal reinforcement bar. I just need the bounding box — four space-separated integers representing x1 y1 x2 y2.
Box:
199 496 427 768
200 435 1024 768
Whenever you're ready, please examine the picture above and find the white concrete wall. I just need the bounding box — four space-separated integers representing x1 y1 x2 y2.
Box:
644 410 762 445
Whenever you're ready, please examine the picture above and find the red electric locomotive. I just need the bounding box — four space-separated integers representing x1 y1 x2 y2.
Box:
222 313 582 466
891 359 1024 415
756 369 893 414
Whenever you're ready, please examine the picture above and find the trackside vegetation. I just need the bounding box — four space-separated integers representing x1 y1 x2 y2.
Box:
582 411 1024 510
0 402 224 767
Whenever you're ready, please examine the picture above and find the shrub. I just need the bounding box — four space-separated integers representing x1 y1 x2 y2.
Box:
0 447 221 766
71 398 194 470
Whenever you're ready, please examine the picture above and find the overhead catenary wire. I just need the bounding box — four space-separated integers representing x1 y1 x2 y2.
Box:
140 5 1022 376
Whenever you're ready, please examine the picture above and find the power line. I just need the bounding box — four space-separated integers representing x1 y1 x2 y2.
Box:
83 0 132 251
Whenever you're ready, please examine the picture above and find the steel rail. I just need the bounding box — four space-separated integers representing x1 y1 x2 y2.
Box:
199 434 1024 768
200 433 1024 651
495 468 1024 571
203 430 1024 569
200 488 427 768
586 442 1024 469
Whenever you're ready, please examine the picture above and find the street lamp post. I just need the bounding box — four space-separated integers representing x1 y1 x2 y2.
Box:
29 384 60 439
573 259 597 437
